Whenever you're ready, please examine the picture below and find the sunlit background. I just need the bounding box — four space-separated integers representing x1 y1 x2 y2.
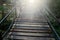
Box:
16 0 51 19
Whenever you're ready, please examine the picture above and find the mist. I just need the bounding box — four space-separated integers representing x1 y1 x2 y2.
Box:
16 0 51 20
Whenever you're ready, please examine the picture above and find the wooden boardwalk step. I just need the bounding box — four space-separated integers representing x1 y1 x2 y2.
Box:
13 24 49 27
15 22 48 25
10 36 54 40
10 29 51 33
9 32 53 37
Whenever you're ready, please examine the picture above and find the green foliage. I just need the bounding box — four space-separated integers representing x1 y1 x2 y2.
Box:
0 14 2 20
0 6 4 11
49 0 60 18
48 15 60 36
0 20 12 35
48 0 60 36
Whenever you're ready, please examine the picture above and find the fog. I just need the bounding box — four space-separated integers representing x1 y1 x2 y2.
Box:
16 0 51 19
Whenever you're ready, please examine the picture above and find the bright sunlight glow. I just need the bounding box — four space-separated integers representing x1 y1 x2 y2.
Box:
29 0 35 3
16 0 51 18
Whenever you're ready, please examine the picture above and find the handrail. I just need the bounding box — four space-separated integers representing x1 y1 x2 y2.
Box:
45 7 60 24
2 17 15 38
0 7 16 39
45 15 60 40
43 8 60 40
0 7 16 24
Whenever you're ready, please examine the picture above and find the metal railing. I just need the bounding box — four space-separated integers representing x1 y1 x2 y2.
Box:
0 7 16 40
44 7 60 40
